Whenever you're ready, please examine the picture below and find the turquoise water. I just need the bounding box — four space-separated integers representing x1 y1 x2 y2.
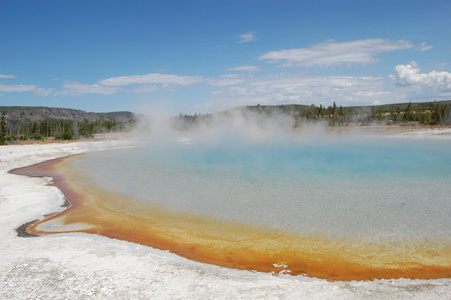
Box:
72 135 451 240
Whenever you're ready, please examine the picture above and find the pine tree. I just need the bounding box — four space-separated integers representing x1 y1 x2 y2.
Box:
0 114 6 145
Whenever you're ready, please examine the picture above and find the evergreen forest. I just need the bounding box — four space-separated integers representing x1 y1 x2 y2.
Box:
0 109 136 145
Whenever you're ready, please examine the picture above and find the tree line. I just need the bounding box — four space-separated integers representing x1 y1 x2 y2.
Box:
0 115 136 145
248 101 450 127
368 101 450 125
173 100 451 130
2 100 450 144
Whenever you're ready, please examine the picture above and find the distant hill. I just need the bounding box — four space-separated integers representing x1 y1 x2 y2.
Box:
0 106 138 143
0 106 135 123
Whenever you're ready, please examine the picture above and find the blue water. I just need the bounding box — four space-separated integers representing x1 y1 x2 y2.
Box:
72 135 451 240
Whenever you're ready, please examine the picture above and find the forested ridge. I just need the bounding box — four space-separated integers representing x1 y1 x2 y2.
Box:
0 106 136 144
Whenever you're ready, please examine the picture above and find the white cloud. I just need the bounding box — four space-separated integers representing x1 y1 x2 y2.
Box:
238 32 256 44
54 73 204 96
0 84 54 96
0 74 54 96
34 88 55 97
226 65 261 72
207 74 248 87
0 84 37 93
0 74 16 79
259 39 414 67
98 73 203 87
56 81 119 96
390 61 451 92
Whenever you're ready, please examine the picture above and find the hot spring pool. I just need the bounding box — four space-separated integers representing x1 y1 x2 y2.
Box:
25 133 448 280
71 135 451 241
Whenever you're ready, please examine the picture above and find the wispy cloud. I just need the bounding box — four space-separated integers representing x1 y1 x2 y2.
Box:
53 73 205 96
0 74 54 96
209 73 398 110
34 88 55 97
238 32 256 44
259 39 414 67
0 74 16 79
0 84 54 96
56 81 119 96
0 84 37 93
98 73 204 86
207 74 248 87
226 65 261 72
418 42 432 52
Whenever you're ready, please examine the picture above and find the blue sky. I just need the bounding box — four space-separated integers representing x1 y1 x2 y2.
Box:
1 0 450 114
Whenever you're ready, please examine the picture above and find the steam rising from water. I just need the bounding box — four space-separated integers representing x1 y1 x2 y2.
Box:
73 110 451 242
134 107 305 144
